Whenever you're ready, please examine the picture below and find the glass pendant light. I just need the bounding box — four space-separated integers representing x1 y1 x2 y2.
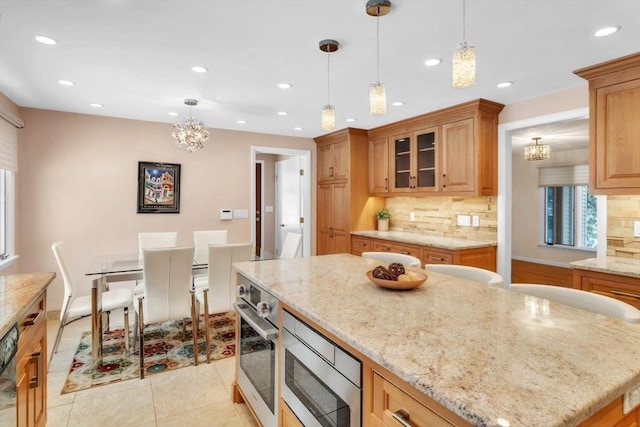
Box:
319 39 339 131
452 0 476 88
524 137 551 161
366 0 391 115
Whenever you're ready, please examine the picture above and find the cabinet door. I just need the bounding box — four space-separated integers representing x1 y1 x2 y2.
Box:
441 118 474 193
332 182 349 254
280 399 304 427
389 134 413 193
413 128 438 192
317 144 334 182
594 79 640 192
317 183 333 255
332 140 349 181
369 137 389 194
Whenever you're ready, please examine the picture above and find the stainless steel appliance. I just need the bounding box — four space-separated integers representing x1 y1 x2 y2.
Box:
0 324 19 425
281 309 362 427
233 274 279 427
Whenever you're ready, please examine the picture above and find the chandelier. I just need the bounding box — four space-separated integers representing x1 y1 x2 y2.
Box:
320 39 339 131
366 0 391 115
524 137 551 161
172 99 208 152
452 0 476 88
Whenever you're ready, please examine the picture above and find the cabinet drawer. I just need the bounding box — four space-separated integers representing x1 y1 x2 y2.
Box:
372 372 454 427
372 241 420 258
581 276 640 310
423 248 453 265
351 236 372 255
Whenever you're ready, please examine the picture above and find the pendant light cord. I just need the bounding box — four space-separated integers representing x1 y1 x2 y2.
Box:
327 50 331 105
461 0 466 44
376 14 380 83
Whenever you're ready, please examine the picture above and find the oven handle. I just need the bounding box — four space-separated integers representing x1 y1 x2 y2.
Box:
233 302 278 341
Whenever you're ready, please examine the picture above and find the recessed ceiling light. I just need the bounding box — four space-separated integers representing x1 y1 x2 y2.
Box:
392 101 404 106
594 26 621 37
278 83 292 89
168 112 178 116
424 58 442 66
346 118 356 122
294 127 303 131
34 35 57 45
277 111 288 116
192 66 208 73
237 120 247 124
57 79 74 86
497 81 513 88
89 103 103 108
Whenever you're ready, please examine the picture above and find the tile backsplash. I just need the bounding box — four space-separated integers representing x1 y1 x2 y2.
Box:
386 196 497 241
607 195 640 259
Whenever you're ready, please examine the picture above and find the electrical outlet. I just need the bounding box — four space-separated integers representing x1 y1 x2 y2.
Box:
410 212 416 222
457 215 471 227
472 215 479 227
634 221 640 238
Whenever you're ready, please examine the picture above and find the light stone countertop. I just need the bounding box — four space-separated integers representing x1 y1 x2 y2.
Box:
570 256 640 279
234 254 640 427
0 272 55 338
351 230 497 250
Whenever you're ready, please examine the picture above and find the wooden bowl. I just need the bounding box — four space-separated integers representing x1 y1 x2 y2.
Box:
366 269 428 290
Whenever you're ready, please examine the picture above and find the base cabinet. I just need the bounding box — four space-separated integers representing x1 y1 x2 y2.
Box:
573 268 640 310
16 291 47 427
280 399 303 427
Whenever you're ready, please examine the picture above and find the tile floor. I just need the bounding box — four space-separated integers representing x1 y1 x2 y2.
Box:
46 312 259 427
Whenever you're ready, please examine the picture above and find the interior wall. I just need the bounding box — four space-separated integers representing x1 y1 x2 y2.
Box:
256 153 276 254
511 148 591 266
16 108 315 311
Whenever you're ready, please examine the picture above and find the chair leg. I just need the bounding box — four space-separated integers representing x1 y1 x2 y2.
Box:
138 297 145 379
191 290 198 366
123 307 130 356
203 288 211 364
133 307 138 352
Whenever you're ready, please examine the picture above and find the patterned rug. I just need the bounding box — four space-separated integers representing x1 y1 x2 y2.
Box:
62 311 236 393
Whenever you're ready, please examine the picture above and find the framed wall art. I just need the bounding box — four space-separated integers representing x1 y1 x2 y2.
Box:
137 161 181 213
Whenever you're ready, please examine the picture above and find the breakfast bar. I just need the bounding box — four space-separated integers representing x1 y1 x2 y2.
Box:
233 254 640 427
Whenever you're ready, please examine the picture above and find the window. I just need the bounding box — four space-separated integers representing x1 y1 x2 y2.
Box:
0 168 15 261
538 164 596 251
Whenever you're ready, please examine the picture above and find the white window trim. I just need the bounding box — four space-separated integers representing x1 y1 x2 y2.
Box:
0 170 16 270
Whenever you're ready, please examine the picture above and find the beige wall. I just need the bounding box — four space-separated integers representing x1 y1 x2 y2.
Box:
15 108 315 311
511 148 592 264
607 196 640 258
499 84 589 123
386 196 497 241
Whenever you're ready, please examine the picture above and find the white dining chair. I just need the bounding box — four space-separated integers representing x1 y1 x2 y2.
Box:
509 283 640 323
134 231 178 295
194 242 252 362
193 230 228 260
280 232 302 258
50 241 133 364
134 245 199 378
362 252 422 269
425 264 504 287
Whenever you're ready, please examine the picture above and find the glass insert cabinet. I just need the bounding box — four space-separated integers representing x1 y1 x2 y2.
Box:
390 127 438 193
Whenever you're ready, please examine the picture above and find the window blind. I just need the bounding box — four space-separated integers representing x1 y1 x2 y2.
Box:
538 164 588 187
0 116 18 172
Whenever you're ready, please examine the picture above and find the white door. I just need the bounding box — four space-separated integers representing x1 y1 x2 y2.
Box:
275 156 303 257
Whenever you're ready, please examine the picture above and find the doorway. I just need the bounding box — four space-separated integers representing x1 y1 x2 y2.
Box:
251 146 311 258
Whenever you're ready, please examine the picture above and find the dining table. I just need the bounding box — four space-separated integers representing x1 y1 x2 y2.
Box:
84 249 275 366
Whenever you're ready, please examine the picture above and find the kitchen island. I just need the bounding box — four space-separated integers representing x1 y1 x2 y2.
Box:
234 254 640 427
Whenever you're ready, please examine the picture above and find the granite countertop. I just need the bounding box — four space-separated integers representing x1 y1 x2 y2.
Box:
351 230 497 250
0 273 56 338
234 254 640 427
570 256 640 279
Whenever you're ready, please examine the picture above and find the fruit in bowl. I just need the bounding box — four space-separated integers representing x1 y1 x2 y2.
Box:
367 262 428 290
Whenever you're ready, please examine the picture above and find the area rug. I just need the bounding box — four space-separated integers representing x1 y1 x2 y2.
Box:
62 311 236 394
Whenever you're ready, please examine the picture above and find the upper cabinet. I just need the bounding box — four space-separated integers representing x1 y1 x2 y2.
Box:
574 52 640 195
318 139 348 182
368 99 504 197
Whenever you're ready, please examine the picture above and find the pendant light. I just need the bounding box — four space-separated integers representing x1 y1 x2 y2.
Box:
366 0 391 115
452 0 476 88
524 137 551 161
172 99 208 152
319 39 339 131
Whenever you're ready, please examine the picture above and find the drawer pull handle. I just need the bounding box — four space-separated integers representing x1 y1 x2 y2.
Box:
399 251 410 255
329 166 334 177
380 246 391 251
358 242 366 247
384 177 388 190
428 256 445 261
23 311 42 327
611 290 640 300
29 352 42 389
391 409 412 427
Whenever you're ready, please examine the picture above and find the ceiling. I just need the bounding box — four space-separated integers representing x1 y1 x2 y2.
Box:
0 1 638 141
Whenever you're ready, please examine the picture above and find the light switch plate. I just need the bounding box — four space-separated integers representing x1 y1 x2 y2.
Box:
457 215 471 227
472 215 480 227
233 209 249 219
410 212 416 222
634 221 640 237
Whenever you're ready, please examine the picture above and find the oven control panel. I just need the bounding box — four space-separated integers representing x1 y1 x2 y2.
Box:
237 273 279 327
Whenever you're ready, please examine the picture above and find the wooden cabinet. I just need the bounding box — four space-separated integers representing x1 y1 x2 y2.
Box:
280 399 304 427
573 268 640 310
369 137 389 195
367 99 504 197
315 128 385 255
351 235 497 271
574 52 640 195
16 291 47 427
578 395 640 427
